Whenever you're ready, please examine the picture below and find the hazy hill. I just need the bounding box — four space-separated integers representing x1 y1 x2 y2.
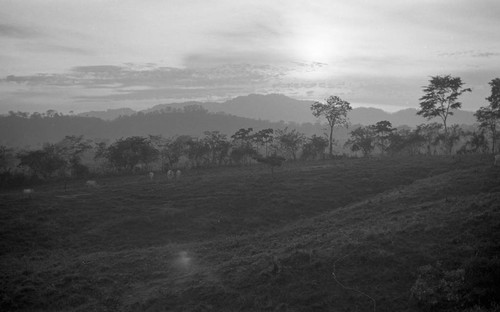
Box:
0 110 324 148
86 94 477 126
77 107 136 120
1 94 478 148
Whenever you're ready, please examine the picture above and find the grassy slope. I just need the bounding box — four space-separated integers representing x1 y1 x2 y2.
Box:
1 155 499 311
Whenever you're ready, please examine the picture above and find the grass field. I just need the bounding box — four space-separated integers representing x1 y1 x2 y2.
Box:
1 155 499 311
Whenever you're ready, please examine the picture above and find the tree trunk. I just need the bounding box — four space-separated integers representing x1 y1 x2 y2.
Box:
329 125 334 156
493 127 497 154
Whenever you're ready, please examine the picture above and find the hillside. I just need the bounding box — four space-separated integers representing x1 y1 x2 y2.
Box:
82 94 477 126
0 110 323 148
1 155 498 311
1 94 479 148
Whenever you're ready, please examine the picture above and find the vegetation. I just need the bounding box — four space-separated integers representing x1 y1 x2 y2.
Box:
311 96 353 157
1 75 499 311
1 155 499 311
474 78 500 154
417 75 471 153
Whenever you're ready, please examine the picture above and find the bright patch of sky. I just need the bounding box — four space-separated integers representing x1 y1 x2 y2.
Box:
0 0 499 115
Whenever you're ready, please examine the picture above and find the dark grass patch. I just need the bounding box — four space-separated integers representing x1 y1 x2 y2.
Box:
1 155 499 311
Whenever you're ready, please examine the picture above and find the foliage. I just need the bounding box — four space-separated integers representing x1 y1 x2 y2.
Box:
106 136 159 171
311 96 352 156
475 78 500 154
231 128 257 164
162 136 191 169
463 130 489 154
0 145 15 173
186 138 210 167
345 126 375 156
411 257 500 311
301 135 329 160
386 128 424 156
410 263 466 310
273 127 305 160
416 123 444 155
372 120 395 154
55 135 92 177
202 131 231 166
17 145 66 179
417 75 471 149
253 128 274 156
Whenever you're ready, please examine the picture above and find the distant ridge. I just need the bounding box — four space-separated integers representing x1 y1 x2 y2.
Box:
78 93 477 126
77 108 136 120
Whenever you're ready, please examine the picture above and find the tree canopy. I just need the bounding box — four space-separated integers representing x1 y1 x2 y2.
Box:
417 75 471 135
311 96 352 156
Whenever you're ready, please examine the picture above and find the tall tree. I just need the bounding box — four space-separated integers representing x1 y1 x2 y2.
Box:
475 78 500 154
372 120 395 155
417 75 471 153
311 96 352 157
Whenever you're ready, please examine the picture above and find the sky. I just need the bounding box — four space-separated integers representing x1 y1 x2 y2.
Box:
1 0 499 116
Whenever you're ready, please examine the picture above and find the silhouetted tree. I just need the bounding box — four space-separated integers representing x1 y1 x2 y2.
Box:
417 75 471 153
372 120 395 155
253 128 274 156
311 96 352 157
17 145 66 179
445 124 464 154
0 145 15 173
163 135 191 169
273 127 305 161
106 136 158 171
417 123 444 155
252 153 286 176
387 128 425 156
202 131 231 166
231 128 256 164
186 138 210 167
55 135 92 177
301 135 329 160
345 126 375 157
475 78 500 154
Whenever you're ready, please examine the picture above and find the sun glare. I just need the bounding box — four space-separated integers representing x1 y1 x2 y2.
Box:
298 34 334 63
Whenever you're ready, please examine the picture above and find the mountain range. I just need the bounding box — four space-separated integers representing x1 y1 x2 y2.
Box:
77 93 477 127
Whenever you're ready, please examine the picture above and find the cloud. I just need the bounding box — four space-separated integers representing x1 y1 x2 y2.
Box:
0 23 41 38
438 50 500 58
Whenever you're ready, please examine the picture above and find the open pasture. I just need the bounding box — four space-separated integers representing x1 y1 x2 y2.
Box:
1 155 499 311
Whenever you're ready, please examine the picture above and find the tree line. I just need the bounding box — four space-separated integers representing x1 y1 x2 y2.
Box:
0 75 498 188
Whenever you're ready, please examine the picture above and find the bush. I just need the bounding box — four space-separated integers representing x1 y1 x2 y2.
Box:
410 263 465 310
411 258 500 311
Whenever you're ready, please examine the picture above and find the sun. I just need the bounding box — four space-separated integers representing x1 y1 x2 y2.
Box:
298 34 334 63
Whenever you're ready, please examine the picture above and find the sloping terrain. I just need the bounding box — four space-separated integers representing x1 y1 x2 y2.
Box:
1 155 499 311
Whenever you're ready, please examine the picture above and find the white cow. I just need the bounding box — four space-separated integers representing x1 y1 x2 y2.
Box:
495 154 500 166
22 188 34 197
86 180 98 187
149 172 155 180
